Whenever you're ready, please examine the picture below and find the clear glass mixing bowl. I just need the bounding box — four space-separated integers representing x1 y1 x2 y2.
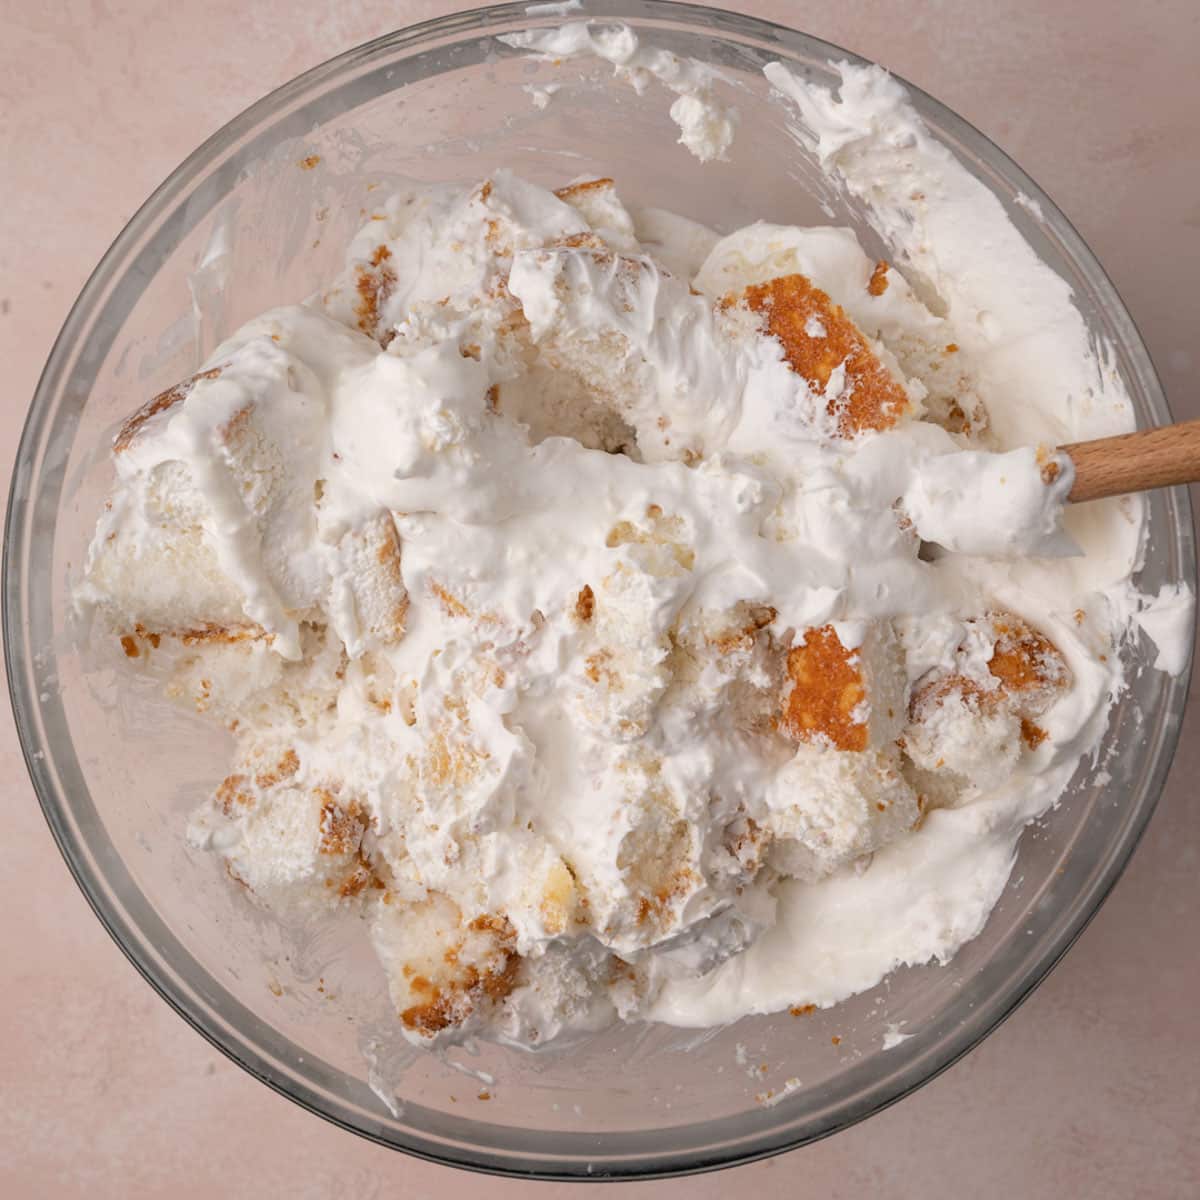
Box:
6 0 1194 1180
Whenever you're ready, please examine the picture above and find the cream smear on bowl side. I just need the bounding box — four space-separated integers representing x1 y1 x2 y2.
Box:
502 20 740 162
75 22 1192 1052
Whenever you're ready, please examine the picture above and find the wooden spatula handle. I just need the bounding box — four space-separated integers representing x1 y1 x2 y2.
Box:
1063 419 1200 503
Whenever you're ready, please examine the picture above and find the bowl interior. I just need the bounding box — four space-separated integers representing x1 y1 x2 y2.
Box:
7 0 1193 1179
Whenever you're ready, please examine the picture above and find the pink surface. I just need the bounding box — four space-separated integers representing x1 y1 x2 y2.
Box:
2 2 1198 1196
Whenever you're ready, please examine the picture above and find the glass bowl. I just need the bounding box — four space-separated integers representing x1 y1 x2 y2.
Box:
5 0 1194 1180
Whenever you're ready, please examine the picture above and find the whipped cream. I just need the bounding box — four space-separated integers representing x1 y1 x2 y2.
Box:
77 31 1190 1052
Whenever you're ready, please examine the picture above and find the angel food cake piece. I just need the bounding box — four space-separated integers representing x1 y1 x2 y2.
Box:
80 64 1162 1048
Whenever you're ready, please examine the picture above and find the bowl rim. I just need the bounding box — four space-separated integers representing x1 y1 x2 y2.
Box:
5 0 1195 1180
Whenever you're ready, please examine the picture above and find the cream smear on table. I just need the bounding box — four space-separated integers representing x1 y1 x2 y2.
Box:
77 22 1191 1048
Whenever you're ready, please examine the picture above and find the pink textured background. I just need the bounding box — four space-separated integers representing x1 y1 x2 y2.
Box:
3 2 1198 1195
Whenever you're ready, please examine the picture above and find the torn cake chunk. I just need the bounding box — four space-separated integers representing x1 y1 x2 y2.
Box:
903 611 1071 805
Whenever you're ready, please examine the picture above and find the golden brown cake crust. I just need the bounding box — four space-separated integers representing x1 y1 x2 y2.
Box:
780 624 868 751
735 274 910 437
113 366 223 453
554 177 616 201
986 611 1070 713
